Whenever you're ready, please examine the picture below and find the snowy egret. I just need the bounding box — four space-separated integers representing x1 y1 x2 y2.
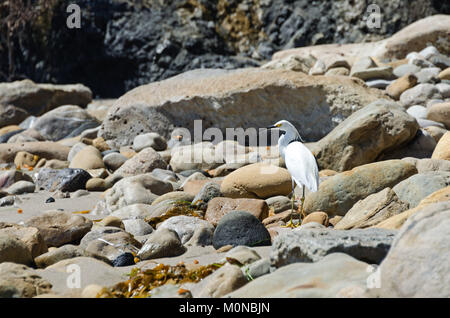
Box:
267 120 319 227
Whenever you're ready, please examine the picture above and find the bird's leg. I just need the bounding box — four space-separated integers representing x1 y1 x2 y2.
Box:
283 179 296 228
297 185 306 223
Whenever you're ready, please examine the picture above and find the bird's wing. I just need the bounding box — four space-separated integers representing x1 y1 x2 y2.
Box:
284 141 319 192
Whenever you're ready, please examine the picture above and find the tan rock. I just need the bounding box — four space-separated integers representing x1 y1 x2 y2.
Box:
114 147 166 176
0 262 52 298
82 284 104 298
262 210 293 227
423 126 447 143
0 223 48 259
0 142 70 164
86 178 107 191
69 145 105 170
205 197 269 226
151 191 195 206
305 160 417 216
375 186 450 230
319 169 337 177
325 67 349 76
329 216 343 227
43 159 69 169
302 211 329 226
92 137 110 152
432 131 450 160
195 263 248 298
97 216 124 229
334 188 408 230
386 74 418 100
439 67 450 80
220 162 292 199
14 151 39 168
24 210 93 247
427 102 450 129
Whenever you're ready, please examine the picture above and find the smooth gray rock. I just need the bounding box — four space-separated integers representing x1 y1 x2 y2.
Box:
6 180 35 195
158 215 214 245
122 219 154 236
227 253 371 298
192 182 222 210
30 105 99 141
34 244 85 268
400 83 442 107
133 132 167 152
103 152 127 171
393 64 421 78
137 228 186 260
271 228 397 267
393 171 450 208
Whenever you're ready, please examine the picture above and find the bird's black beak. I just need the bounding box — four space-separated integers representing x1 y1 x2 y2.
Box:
266 125 277 130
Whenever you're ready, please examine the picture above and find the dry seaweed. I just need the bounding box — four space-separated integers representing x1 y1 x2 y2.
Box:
97 262 224 298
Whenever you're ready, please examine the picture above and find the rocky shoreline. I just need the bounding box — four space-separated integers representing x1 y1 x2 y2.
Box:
0 15 449 298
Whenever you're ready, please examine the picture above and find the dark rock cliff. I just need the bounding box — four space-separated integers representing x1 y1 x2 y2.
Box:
0 0 448 98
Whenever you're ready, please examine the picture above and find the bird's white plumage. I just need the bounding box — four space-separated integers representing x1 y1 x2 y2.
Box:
272 120 319 193
284 142 319 192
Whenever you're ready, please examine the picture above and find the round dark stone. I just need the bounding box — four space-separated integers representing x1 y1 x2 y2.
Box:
45 197 55 203
112 252 135 267
213 210 271 249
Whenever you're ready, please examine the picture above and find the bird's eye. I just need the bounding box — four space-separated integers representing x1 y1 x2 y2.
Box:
276 124 282 128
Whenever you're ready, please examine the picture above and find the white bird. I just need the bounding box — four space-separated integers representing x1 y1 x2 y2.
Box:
267 120 319 227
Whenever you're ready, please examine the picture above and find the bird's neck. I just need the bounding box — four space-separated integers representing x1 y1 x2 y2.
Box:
278 129 300 159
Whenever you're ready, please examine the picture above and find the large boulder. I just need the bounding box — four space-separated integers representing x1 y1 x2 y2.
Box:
376 201 450 297
99 68 388 147
314 100 419 172
0 80 92 116
304 160 417 216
